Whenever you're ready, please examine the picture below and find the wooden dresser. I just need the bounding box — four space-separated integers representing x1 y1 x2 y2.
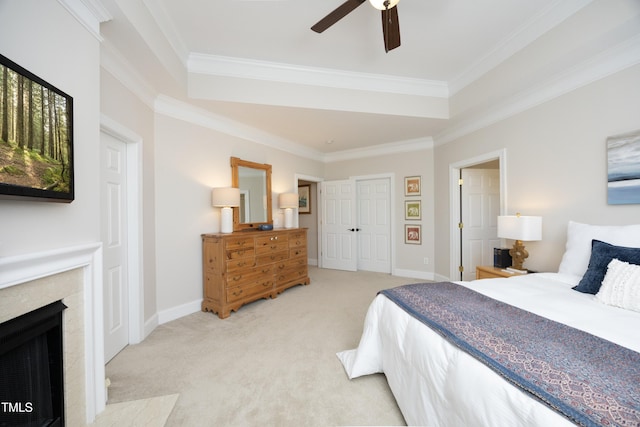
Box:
201 228 310 318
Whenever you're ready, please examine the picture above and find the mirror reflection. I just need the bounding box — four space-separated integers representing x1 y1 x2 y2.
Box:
237 165 267 223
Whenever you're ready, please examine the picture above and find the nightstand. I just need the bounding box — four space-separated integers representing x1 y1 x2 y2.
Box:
475 265 519 280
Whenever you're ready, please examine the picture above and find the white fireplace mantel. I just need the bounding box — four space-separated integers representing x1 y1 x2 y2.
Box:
0 242 105 423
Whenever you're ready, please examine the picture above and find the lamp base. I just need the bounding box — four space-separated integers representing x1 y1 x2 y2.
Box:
284 208 294 229
220 207 233 233
509 240 529 270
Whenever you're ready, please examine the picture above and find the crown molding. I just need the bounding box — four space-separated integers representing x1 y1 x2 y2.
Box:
436 33 640 146
323 137 434 163
449 0 594 95
57 0 111 41
154 95 324 161
141 0 190 65
188 53 449 98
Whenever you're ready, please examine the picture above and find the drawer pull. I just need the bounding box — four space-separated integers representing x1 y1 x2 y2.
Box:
270 236 278 241
232 275 243 282
232 289 243 297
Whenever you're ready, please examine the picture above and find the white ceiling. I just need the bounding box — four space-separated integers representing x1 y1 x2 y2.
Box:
99 0 594 156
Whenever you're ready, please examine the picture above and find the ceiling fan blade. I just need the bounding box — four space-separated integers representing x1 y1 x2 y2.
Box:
311 0 366 33
382 6 400 52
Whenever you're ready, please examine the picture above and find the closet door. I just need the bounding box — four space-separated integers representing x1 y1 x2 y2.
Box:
321 180 357 271
357 178 391 273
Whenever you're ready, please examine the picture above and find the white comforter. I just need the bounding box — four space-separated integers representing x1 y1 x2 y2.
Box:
337 273 640 426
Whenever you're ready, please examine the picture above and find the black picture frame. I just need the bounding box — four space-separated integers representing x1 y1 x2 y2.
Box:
0 53 74 202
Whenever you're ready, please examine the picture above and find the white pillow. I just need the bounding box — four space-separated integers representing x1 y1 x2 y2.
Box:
557 221 640 277
596 259 640 312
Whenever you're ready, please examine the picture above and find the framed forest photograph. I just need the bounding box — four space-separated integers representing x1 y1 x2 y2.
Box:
0 54 74 202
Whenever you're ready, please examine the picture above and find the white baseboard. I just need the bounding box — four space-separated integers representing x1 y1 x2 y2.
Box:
393 268 435 281
157 299 202 325
143 313 159 339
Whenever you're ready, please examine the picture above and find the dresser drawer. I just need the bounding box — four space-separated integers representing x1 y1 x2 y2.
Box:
226 257 256 272
276 266 307 284
288 231 306 248
225 265 273 287
225 236 254 250
226 279 274 303
256 250 289 265
226 265 274 287
226 246 255 260
255 234 289 254
289 246 307 259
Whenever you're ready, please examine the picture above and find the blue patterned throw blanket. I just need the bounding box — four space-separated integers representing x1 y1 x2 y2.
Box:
380 282 640 427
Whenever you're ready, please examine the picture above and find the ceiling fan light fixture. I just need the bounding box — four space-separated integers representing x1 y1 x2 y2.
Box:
368 0 399 11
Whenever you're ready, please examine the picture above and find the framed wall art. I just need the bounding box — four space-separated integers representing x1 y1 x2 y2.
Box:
0 53 74 202
405 224 421 245
298 184 311 214
607 130 640 205
404 200 421 220
404 176 421 196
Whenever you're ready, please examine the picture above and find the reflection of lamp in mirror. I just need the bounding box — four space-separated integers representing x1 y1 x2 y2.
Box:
278 193 298 229
497 214 542 271
212 187 240 234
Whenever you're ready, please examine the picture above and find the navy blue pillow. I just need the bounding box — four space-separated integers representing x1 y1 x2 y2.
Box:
573 240 640 294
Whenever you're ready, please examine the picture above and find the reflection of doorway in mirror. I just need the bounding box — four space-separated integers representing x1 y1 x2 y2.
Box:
239 190 250 222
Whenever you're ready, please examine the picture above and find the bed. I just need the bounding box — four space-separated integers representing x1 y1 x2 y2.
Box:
337 222 640 426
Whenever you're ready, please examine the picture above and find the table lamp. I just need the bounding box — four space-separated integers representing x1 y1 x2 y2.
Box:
212 187 240 233
278 192 298 229
497 214 542 270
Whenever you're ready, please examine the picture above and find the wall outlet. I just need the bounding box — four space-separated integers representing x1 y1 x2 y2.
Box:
423 257 429 265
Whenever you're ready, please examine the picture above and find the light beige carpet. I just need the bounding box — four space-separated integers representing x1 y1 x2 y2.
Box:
105 267 424 426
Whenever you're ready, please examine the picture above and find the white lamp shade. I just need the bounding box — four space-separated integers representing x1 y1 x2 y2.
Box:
497 215 542 241
278 192 298 209
369 0 399 10
212 187 240 208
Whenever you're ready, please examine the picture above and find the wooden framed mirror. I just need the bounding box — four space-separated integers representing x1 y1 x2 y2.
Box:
231 157 273 231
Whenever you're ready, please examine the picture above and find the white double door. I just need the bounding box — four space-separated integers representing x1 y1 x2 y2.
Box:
321 178 391 273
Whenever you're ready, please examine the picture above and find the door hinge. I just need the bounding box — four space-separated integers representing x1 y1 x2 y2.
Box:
458 178 464 186
458 265 464 272
458 222 464 229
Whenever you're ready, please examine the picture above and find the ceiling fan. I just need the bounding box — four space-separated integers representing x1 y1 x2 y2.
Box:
311 0 401 53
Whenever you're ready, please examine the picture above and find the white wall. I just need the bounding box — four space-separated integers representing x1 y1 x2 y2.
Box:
0 1 101 256
434 63 640 277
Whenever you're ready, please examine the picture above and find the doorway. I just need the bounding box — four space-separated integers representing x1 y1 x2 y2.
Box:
100 116 143 363
450 150 506 280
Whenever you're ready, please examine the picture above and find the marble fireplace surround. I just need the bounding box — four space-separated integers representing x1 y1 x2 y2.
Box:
0 243 105 424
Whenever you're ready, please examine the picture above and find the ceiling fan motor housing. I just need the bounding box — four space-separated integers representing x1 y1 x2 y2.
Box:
369 0 399 10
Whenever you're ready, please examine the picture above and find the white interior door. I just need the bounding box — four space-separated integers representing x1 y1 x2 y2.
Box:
101 132 129 362
321 179 357 271
357 178 391 273
461 168 500 281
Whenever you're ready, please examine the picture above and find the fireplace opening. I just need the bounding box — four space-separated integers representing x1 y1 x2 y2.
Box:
0 300 66 427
